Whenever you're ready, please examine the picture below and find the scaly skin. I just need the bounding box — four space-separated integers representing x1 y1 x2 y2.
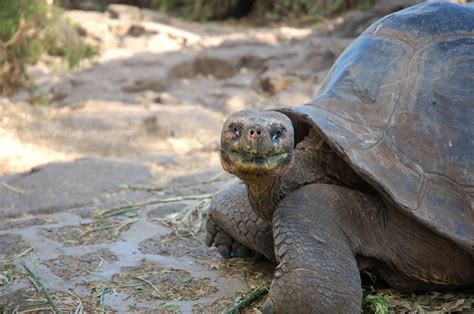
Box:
206 122 363 261
207 110 367 261
206 180 275 261
264 183 474 313
207 110 474 313
265 184 363 313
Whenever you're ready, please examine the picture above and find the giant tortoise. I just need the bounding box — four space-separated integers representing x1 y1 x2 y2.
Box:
206 1 474 313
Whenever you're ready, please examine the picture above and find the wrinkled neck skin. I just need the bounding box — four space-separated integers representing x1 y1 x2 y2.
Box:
241 173 285 223
238 129 372 223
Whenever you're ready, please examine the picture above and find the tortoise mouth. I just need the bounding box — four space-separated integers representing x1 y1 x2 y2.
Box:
220 148 293 176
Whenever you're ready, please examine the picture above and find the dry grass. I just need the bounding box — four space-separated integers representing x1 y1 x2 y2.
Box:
363 288 474 313
110 260 217 302
1 262 113 313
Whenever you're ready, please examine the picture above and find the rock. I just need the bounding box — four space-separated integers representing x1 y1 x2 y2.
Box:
127 24 147 37
139 104 222 139
143 115 160 134
153 92 179 105
107 19 132 36
0 158 151 218
141 8 171 24
260 69 291 95
167 62 196 80
106 4 142 21
237 55 265 70
168 55 237 80
134 21 201 45
50 80 73 102
122 78 167 93
195 56 237 79
63 11 118 50
147 34 185 52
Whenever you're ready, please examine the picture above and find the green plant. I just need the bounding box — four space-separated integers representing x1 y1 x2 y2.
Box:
151 0 194 19
42 13 98 69
0 0 48 95
0 0 97 96
357 0 375 11
363 292 390 314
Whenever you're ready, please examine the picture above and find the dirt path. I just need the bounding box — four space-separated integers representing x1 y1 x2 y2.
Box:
2 3 471 313
0 5 351 312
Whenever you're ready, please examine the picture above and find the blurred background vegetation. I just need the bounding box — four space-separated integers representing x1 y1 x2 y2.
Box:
0 0 377 97
58 0 376 20
0 0 97 96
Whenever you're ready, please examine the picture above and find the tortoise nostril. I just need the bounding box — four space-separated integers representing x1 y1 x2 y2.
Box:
249 127 263 137
247 125 265 138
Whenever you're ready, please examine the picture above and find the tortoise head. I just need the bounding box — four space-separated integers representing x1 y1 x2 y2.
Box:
220 110 294 180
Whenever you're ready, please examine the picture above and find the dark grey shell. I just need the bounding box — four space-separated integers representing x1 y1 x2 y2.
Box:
279 1 474 255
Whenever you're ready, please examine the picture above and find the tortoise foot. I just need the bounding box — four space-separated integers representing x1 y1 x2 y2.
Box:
206 180 275 261
205 216 254 258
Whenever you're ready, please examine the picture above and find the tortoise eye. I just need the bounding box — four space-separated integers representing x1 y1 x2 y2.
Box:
230 125 240 138
272 130 282 141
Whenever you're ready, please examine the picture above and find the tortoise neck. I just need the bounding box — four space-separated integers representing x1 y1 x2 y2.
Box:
244 176 283 222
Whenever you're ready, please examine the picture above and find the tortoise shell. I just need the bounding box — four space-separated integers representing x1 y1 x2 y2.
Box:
279 1 474 255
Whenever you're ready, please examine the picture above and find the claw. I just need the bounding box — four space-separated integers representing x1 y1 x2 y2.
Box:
217 244 231 258
205 231 214 247
214 231 233 247
235 245 251 257
262 298 276 314
232 240 241 252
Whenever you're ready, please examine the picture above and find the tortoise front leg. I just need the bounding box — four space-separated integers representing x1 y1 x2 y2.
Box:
263 184 363 313
206 180 275 261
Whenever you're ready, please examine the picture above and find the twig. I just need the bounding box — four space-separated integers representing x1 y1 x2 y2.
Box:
13 244 39 260
80 223 120 236
130 275 161 296
0 182 27 195
97 256 104 269
96 194 213 218
90 284 113 307
18 307 54 313
20 261 63 314
113 219 138 236
225 285 269 314
100 206 139 218
67 290 83 314
122 172 228 192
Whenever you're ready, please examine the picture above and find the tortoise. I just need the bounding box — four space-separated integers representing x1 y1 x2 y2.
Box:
205 1 474 313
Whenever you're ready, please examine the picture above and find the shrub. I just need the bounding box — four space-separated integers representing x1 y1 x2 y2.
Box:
0 0 97 96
